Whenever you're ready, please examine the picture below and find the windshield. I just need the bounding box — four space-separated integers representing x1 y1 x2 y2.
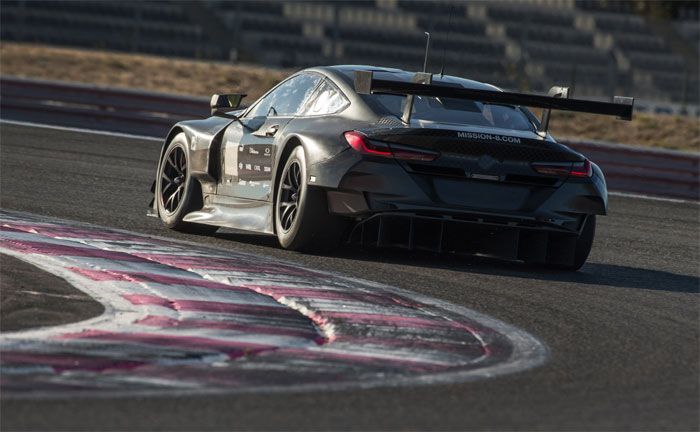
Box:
372 94 535 132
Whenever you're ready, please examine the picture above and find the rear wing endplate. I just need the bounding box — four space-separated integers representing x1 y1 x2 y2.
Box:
354 70 634 126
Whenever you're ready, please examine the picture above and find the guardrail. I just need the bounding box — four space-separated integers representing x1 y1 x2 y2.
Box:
0 76 209 137
1 76 698 200
563 139 699 200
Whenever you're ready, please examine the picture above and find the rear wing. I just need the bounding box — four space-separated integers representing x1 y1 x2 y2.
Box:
354 71 634 130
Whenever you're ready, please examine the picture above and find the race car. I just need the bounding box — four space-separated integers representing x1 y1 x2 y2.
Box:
149 65 633 270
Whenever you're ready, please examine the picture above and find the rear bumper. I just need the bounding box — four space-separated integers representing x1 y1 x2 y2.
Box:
347 212 587 265
315 152 607 224
315 147 606 264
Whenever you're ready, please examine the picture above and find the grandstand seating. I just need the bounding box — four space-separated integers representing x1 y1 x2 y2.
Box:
1 0 697 108
1 0 217 58
676 20 700 55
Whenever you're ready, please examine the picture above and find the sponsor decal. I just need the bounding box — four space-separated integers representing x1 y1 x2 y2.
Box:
0 211 546 397
457 131 521 144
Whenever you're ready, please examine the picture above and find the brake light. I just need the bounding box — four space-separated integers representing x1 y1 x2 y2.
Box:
343 131 391 157
343 131 439 161
569 159 592 177
532 159 592 178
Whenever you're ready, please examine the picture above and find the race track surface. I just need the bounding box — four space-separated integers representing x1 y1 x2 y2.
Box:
0 253 103 331
1 123 698 431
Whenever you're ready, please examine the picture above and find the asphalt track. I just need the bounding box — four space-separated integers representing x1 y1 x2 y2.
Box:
0 254 103 332
0 123 698 430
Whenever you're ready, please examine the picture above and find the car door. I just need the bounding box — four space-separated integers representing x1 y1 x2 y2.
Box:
218 72 322 201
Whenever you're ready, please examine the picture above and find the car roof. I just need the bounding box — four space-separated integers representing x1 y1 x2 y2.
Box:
311 65 502 92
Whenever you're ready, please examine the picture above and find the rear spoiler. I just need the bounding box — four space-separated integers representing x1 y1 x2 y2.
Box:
354 71 634 131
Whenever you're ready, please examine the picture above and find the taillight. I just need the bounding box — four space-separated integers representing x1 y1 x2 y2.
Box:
343 131 392 157
569 159 592 177
532 159 592 178
343 131 439 162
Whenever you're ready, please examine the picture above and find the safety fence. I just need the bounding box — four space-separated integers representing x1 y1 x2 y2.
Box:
1 76 698 200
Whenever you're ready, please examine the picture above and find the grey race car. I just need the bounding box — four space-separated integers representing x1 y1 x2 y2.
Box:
149 65 634 271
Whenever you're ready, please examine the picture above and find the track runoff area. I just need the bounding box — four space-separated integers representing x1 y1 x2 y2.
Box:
0 121 697 430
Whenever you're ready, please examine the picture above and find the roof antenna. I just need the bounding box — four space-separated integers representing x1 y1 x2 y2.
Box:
439 3 455 77
422 31 431 72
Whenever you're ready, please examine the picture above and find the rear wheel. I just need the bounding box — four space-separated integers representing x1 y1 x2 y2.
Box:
274 146 346 252
156 133 218 235
547 215 596 271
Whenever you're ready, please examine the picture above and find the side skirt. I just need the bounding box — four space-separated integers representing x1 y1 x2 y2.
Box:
182 195 275 234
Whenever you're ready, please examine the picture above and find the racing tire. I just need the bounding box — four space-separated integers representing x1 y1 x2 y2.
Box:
156 133 218 235
547 215 596 271
274 146 346 252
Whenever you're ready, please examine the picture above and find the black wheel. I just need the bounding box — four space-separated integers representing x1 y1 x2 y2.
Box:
274 146 346 252
549 215 596 271
156 133 218 235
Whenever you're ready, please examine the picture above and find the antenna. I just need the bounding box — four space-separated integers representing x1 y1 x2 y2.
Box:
422 32 431 72
439 3 455 77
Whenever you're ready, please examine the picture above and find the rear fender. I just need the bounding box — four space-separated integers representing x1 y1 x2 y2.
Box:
274 117 367 189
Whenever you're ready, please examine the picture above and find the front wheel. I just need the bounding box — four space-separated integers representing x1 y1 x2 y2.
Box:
155 133 218 235
274 146 346 252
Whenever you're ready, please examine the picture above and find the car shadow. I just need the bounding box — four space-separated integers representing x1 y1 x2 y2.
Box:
213 231 699 294
334 248 699 294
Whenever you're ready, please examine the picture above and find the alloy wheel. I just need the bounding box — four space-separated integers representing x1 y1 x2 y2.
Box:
160 146 187 214
278 160 302 232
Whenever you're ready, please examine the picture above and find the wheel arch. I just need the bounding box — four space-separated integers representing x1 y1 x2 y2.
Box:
272 135 306 234
160 127 210 214
161 126 186 162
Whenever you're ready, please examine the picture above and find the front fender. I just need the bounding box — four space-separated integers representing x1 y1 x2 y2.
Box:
167 116 234 181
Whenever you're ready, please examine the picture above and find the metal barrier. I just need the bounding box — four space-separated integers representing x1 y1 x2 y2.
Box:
1 76 698 200
0 76 209 137
563 139 699 200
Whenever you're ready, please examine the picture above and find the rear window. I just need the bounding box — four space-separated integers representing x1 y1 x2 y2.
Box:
372 94 535 132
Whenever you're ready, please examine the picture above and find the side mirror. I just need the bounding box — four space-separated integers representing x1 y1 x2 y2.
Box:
210 93 246 116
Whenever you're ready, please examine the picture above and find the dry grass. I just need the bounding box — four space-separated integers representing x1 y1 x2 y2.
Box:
0 42 287 101
1 42 698 152
545 110 699 151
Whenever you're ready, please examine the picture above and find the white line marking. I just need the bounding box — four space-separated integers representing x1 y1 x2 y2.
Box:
5 119 694 205
609 191 698 205
0 119 162 142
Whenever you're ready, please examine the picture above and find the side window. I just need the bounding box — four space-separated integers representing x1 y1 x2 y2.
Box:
246 73 321 118
300 80 350 116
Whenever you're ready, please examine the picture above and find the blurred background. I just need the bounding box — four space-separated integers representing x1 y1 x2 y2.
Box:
1 0 698 117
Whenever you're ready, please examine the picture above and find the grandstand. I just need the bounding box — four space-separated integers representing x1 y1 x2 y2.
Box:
1 0 698 113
